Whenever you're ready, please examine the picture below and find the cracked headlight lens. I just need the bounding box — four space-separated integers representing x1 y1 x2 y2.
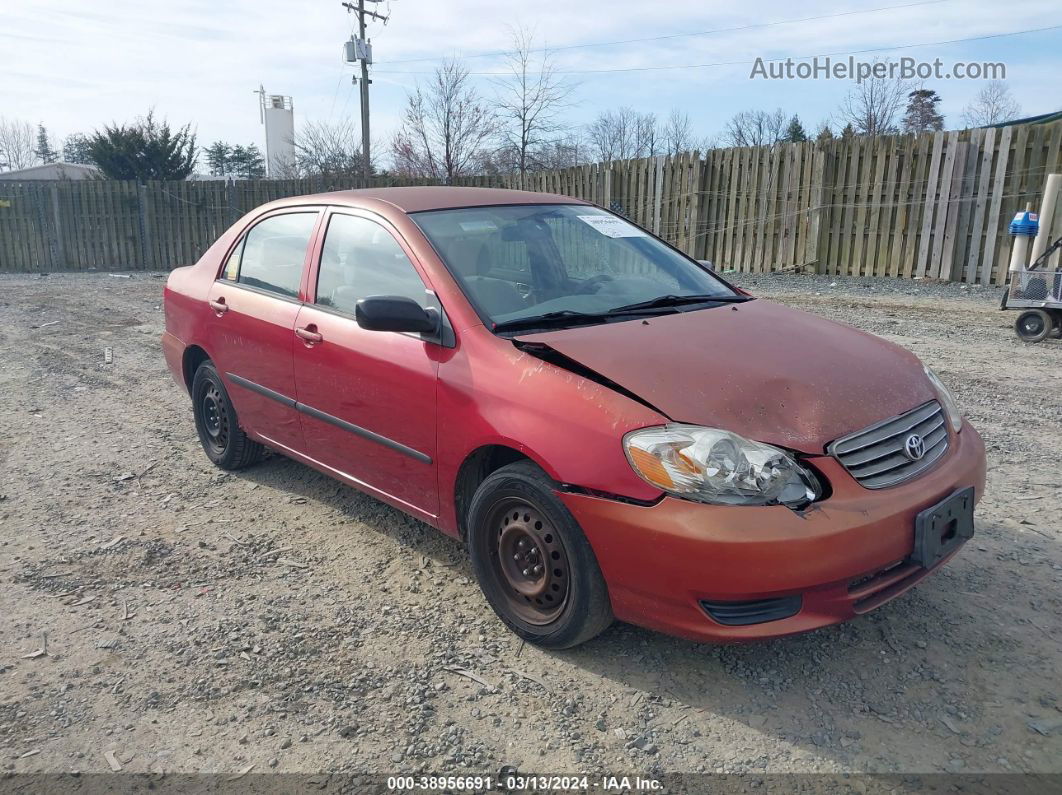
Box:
924 366 962 433
623 425 820 507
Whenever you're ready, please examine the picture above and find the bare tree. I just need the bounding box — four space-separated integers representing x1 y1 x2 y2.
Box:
587 108 633 161
722 108 787 147
493 27 572 185
534 133 590 169
286 120 367 181
391 60 497 182
962 81 1022 127
0 117 38 171
661 109 697 155
838 63 913 136
635 112 659 158
586 107 660 161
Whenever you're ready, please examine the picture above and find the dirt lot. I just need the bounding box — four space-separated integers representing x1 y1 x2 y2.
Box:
0 270 1059 780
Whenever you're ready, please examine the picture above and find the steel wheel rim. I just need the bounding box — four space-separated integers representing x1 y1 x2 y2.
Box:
200 383 229 453
1020 314 1045 336
486 498 570 626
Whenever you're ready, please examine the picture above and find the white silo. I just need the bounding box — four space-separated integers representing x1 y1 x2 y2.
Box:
257 86 295 177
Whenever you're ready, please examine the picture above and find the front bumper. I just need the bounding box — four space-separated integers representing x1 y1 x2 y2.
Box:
559 424 987 643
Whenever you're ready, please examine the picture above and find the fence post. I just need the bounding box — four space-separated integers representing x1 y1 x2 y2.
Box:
652 156 665 235
50 183 65 269
136 182 151 269
226 178 238 225
808 146 828 274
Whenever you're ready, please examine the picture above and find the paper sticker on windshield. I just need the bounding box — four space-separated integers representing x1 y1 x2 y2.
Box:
577 215 648 238
459 219 498 233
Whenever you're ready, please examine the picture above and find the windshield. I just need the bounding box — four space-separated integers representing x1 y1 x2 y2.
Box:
411 204 738 329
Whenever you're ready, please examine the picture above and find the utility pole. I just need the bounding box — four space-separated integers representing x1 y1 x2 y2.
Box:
341 0 388 185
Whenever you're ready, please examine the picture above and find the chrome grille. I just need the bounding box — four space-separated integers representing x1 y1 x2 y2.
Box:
828 401 949 489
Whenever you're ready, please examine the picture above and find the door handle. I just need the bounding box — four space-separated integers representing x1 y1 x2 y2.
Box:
295 326 323 344
209 298 228 314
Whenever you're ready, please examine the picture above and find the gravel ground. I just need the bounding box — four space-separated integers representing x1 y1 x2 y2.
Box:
0 270 1059 779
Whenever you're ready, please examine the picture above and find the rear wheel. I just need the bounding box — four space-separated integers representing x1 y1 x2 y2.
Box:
467 461 613 649
1014 309 1052 343
191 360 267 470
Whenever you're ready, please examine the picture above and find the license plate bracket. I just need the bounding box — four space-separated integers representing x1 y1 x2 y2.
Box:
912 487 975 568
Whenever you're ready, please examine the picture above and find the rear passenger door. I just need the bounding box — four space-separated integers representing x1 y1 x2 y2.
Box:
292 210 440 519
205 209 322 451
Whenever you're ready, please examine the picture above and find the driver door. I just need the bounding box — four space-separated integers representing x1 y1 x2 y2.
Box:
292 210 440 520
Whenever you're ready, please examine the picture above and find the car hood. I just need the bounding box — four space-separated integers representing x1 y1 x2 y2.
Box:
514 299 935 454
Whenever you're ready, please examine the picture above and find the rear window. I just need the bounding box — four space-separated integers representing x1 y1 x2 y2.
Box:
229 213 318 298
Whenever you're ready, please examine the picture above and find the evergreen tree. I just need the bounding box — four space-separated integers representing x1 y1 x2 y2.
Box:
227 144 266 180
840 122 857 140
815 122 834 143
35 124 58 163
902 89 945 133
241 144 266 179
783 115 808 143
204 141 231 176
88 111 197 181
62 133 94 164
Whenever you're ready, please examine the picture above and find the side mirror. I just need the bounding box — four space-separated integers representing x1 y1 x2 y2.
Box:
355 296 438 334
697 259 716 271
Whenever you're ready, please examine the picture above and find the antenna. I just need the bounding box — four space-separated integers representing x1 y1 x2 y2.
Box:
253 84 266 125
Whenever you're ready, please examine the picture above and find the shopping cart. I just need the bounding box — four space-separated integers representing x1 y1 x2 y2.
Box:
1003 234 1062 343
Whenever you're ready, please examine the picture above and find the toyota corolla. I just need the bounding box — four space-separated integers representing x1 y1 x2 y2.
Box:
162 187 986 649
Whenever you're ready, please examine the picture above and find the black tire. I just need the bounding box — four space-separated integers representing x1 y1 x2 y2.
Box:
191 360 267 470
1014 309 1052 343
466 461 613 649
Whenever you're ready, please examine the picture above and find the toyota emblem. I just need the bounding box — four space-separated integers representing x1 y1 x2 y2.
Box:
904 433 926 461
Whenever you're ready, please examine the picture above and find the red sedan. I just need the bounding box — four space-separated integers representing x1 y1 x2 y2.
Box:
163 187 986 648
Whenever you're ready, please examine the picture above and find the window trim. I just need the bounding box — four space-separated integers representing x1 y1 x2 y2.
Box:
215 207 325 301
303 207 455 348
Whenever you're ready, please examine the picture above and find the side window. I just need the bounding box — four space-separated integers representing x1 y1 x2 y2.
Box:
316 214 428 314
221 240 242 281
235 213 318 298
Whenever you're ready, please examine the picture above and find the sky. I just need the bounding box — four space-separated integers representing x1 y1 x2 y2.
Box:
3 0 1060 168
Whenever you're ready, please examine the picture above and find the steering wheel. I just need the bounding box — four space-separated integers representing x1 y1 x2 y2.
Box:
574 274 615 294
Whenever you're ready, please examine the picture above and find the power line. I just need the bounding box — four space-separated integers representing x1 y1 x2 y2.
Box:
378 0 953 65
376 23 1062 76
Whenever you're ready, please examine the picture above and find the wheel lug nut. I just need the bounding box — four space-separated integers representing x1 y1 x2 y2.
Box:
513 554 520 561
533 565 543 575
522 568 531 577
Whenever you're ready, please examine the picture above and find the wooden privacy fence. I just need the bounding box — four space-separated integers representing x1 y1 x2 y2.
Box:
1 120 1060 284
519 120 1062 285
0 173 497 274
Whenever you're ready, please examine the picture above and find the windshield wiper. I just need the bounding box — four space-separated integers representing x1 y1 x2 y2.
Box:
492 309 612 333
608 293 751 313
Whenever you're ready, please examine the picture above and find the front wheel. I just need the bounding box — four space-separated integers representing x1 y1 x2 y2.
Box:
1014 309 1052 343
467 461 613 649
191 360 267 470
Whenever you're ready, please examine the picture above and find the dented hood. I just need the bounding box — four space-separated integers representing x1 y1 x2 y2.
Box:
514 299 935 454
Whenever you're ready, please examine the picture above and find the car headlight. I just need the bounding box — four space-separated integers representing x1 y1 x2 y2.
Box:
623 425 820 508
924 366 962 432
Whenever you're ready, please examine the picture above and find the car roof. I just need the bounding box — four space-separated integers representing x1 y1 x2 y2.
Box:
261 186 592 214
